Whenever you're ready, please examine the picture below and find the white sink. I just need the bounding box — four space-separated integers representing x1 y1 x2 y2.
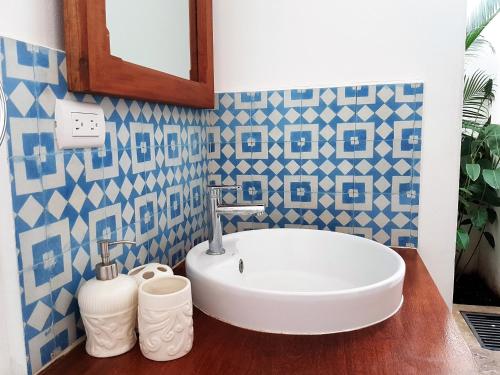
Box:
186 228 405 334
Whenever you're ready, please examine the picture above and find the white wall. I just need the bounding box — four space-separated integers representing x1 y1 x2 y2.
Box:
0 0 63 50
0 1 63 373
213 0 467 307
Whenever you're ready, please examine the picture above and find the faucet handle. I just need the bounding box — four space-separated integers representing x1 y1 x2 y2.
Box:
207 184 241 197
207 184 241 191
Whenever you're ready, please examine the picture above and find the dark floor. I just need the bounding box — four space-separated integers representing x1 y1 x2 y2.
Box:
454 273 500 307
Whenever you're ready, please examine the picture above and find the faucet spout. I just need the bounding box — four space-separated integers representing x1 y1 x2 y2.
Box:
216 204 265 216
206 185 266 255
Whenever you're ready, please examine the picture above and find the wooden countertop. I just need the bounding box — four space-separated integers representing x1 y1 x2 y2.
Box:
41 249 477 375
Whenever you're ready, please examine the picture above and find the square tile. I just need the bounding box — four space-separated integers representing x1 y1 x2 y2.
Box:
354 139 417 195
301 192 353 232
252 190 303 228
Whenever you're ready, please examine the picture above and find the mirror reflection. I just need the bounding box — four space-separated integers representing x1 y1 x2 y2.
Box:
106 0 192 79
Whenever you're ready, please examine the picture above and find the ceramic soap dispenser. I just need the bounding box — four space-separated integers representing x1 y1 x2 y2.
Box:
78 239 138 358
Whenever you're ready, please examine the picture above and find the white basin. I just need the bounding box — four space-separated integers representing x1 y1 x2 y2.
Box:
186 228 405 334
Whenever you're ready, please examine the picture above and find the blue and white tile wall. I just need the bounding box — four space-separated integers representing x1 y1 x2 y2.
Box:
208 84 423 246
0 36 208 374
0 34 424 375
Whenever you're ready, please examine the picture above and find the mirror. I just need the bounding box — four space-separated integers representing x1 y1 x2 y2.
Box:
63 0 213 108
106 0 193 80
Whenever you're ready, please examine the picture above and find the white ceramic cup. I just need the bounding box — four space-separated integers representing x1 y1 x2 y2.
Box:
138 276 193 361
128 263 174 286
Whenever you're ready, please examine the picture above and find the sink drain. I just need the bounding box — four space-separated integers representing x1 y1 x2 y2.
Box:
239 259 244 273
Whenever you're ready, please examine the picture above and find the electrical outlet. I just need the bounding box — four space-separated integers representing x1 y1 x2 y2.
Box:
71 112 101 137
55 99 105 149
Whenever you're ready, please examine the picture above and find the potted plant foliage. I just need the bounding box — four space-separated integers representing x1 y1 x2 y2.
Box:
455 0 500 303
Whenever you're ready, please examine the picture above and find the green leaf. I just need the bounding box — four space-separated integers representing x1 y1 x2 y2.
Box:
461 136 474 156
480 187 500 206
456 228 470 251
466 164 481 181
459 195 471 208
459 187 473 196
482 168 500 189
466 28 483 51
485 79 494 97
471 207 488 229
466 0 500 50
487 208 497 223
462 120 484 131
463 71 495 121
484 231 496 248
485 123 500 137
462 156 475 173
468 183 485 194
478 158 493 170
461 218 472 226
485 124 500 155
467 36 495 58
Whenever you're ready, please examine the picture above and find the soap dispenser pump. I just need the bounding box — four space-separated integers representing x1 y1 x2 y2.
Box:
78 239 138 358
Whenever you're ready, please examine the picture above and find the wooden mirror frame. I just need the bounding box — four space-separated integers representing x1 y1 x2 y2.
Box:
63 0 214 108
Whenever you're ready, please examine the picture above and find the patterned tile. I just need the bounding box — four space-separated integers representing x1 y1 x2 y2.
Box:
301 192 353 232
210 83 423 246
2 36 210 374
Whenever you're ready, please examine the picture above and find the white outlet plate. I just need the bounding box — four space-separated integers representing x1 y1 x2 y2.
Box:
55 99 105 149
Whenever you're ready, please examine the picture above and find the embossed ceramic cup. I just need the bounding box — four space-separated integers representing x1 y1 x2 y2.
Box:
138 276 193 361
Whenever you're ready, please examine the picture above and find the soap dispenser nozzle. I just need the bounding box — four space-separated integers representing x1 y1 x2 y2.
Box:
96 239 136 280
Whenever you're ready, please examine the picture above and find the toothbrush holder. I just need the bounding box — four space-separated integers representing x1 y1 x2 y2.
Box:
138 276 193 361
128 263 174 286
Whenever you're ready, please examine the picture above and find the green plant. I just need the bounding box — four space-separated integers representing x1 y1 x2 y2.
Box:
466 0 500 51
456 83 498 277
455 0 500 280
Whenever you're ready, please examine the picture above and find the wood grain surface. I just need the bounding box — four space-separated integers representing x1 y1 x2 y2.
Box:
41 249 477 375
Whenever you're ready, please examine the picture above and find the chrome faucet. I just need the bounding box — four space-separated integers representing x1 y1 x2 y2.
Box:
207 185 265 255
